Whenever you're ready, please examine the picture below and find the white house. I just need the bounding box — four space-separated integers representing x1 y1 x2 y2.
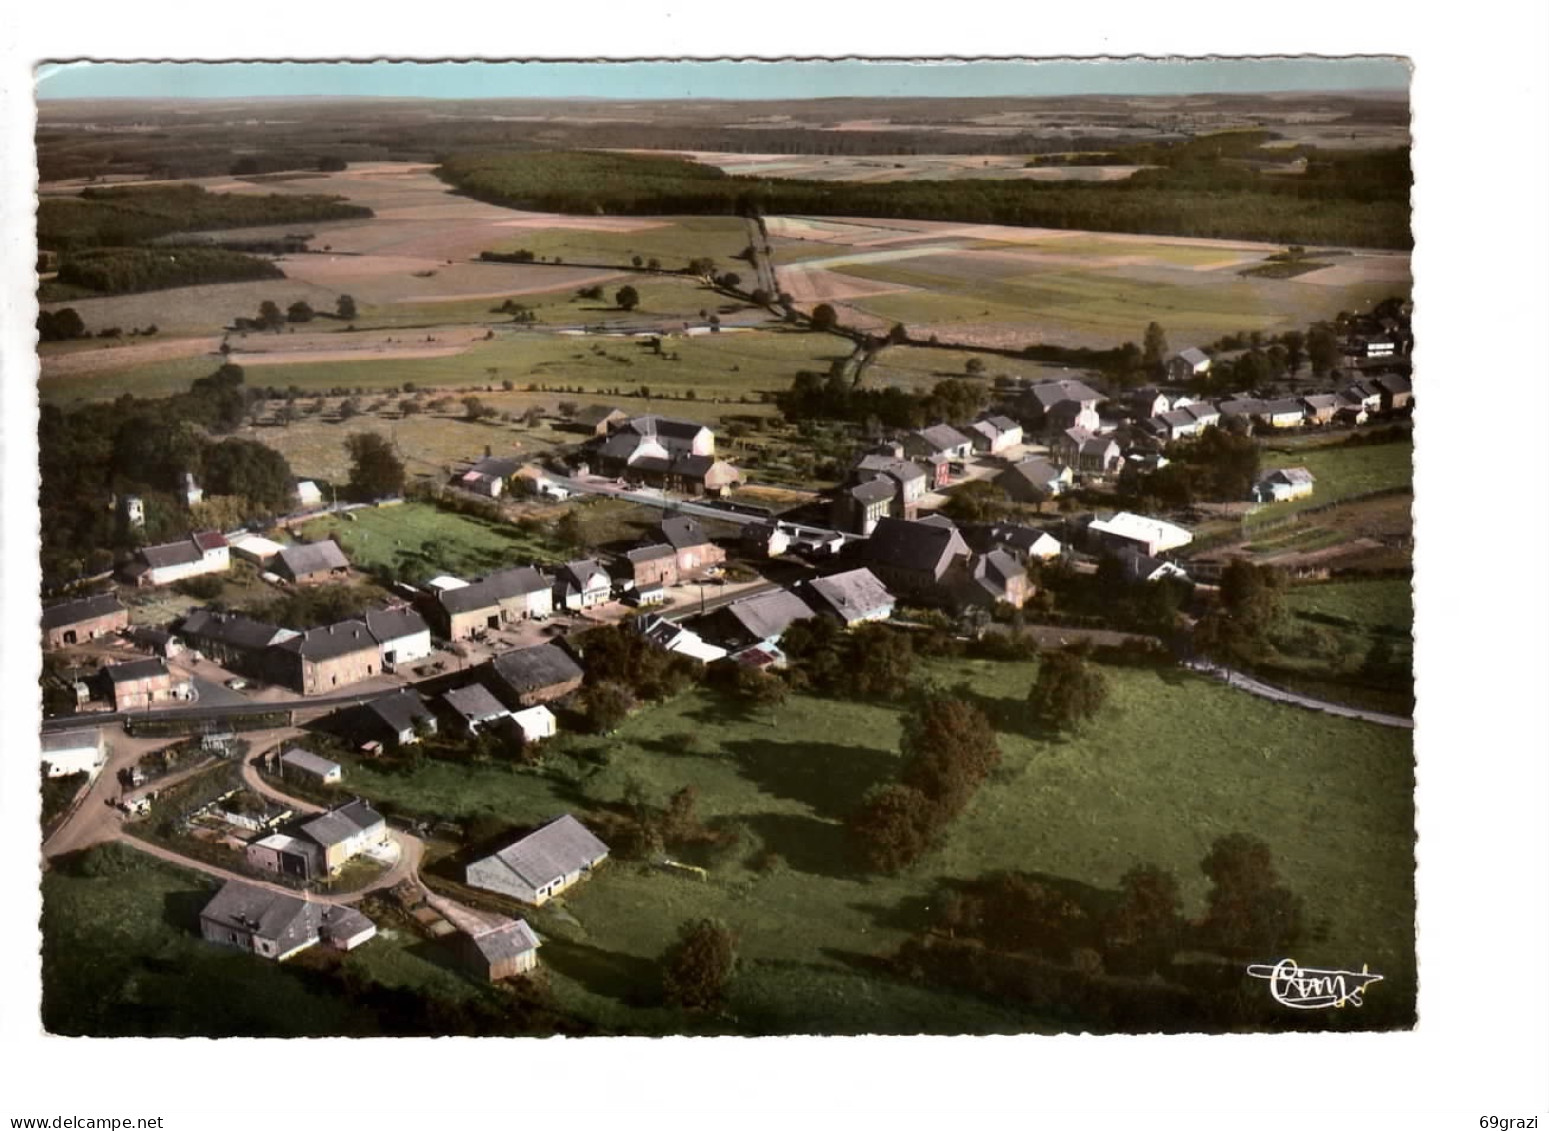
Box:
228 533 285 567
40 728 106 778
968 415 1024 455
124 532 230 587
295 481 324 509
555 560 612 611
1167 348 1212 381
279 746 343 786
365 607 433 671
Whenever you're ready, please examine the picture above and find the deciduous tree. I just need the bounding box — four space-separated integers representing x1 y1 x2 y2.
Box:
661 919 739 1011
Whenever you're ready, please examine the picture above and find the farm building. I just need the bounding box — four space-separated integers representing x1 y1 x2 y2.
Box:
466 814 609 906
455 456 521 498
244 833 323 882
975 523 1064 561
441 684 512 735
1262 399 1307 429
903 423 974 464
1112 548 1191 584
1373 374 1413 412
1301 394 1340 425
805 568 896 626
861 516 973 604
833 477 896 536
178 609 296 678
1167 348 1213 381
638 615 728 664
508 705 558 744
199 880 375 960
742 520 793 559
488 643 584 708
435 566 553 641
275 540 351 585
943 549 1033 611
1023 378 1103 429
851 453 928 520
1128 387 1172 419
41 592 127 649
998 457 1072 504
968 415 1023 455
279 747 342 786
709 588 817 648
352 688 437 749
228 533 285 567
40 727 106 778
294 481 324 509
1252 468 1317 504
121 532 229 587
1087 512 1194 557
571 404 630 437
457 920 541 981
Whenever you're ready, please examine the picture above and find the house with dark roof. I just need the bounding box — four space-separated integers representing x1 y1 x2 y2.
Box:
1262 398 1307 429
1301 394 1341 425
657 516 726 579
851 453 928 519
709 588 817 648
1252 467 1317 504
41 591 127 649
742 520 794 559
586 415 728 492
970 522 1064 562
1129 387 1172 420
555 559 612 611
944 549 1033 610
968 414 1024 454
903 423 974 465
466 814 609 906
833 476 897 535
364 606 432 671
455 455 522 498
805 568 896 626
488 643 585 708
352 688 436 749
1167 347 1213 381
298 798 388 874
1217 397 1269 425
441 683 512 735
434 566 553 641
269 620 379 695
178 609 296 678
571 404 630 436
1372 373 1413 412
1111 547 1191 585
1024 378 1103 425
199 880 375 960
103 657 182 711
997 457 1073 504
122 531 229 587
457 919 542 980
861 516 972 603
275 539 351 585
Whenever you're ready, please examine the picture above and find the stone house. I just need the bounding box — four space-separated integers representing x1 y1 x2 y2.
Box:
488 643 585 708
269 620 380 695
42 592 128 649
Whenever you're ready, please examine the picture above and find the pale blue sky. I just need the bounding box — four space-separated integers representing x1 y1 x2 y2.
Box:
35 58 1409 101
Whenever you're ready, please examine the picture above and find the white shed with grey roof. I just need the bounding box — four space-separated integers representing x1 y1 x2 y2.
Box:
466 814 609 906
279 747 342 785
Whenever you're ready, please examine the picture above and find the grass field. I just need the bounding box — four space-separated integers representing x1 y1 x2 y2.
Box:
326 654 1415 1032
1285 577 1413 636
487 215 754 269
298 501 567 575
40 326 846 412
1251 440 1413 523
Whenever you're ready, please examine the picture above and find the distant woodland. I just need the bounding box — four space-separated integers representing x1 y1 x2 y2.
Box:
438 143 1412 249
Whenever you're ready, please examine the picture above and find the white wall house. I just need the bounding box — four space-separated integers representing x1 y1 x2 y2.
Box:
131 533 230 587
510 705 558 744
366 608 433 671
467 815 609 906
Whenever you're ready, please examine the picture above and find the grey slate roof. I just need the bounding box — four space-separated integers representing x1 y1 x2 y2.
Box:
466 456 521 479
490 643 584 694
1027 378 1102 410
849 478 895 505
280 747 341 778
1261 467 1316 486
574 404 626 427
180 608 288 651
625 543 676 564
622 415 707 445
660 515 711 550
1000 458 1066 492
366 689 434 736
364 606 429 644
300 798 383 848
1217 398 1267 417
1177 347 1210 367
105 658 169 684
275 620 375 662
469 919 541 964
558 559 610 591
139 539 203 570
487 815 609 890
319 905 375 945
201 881 319 952
443 683 510 725
41 592 124 630
721 588 816 642
807 568 895 621
278 540 350 578
1265 398 1305 416
914 423 972 452
855 454 927 484
864 517 970 578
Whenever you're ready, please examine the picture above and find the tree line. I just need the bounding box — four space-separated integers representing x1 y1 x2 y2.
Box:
439 145 1412 250
54 246 284 296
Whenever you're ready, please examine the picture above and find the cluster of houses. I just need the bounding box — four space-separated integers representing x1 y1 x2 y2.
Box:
243 794 389 882
116 529 357 588
575 412 744 497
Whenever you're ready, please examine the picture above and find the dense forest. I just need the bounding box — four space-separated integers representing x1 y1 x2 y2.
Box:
38 183 371 251
438 144 1412 249
55 245 285 296
39 363 295 587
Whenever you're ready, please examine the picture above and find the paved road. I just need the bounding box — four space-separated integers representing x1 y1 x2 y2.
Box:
1186 660 1413 729
549 473 858 544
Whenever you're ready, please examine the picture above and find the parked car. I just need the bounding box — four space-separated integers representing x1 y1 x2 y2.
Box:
225 678 248 691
